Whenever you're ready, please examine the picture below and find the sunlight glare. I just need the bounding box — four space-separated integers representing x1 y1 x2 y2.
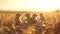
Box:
0 0 60 12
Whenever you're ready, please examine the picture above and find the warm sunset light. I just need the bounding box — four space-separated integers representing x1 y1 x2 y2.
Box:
0 0 60 12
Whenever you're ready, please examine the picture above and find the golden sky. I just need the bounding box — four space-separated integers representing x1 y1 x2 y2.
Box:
0 0 60 12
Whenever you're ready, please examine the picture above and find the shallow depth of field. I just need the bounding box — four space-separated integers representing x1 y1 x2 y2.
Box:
0 10 60 34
